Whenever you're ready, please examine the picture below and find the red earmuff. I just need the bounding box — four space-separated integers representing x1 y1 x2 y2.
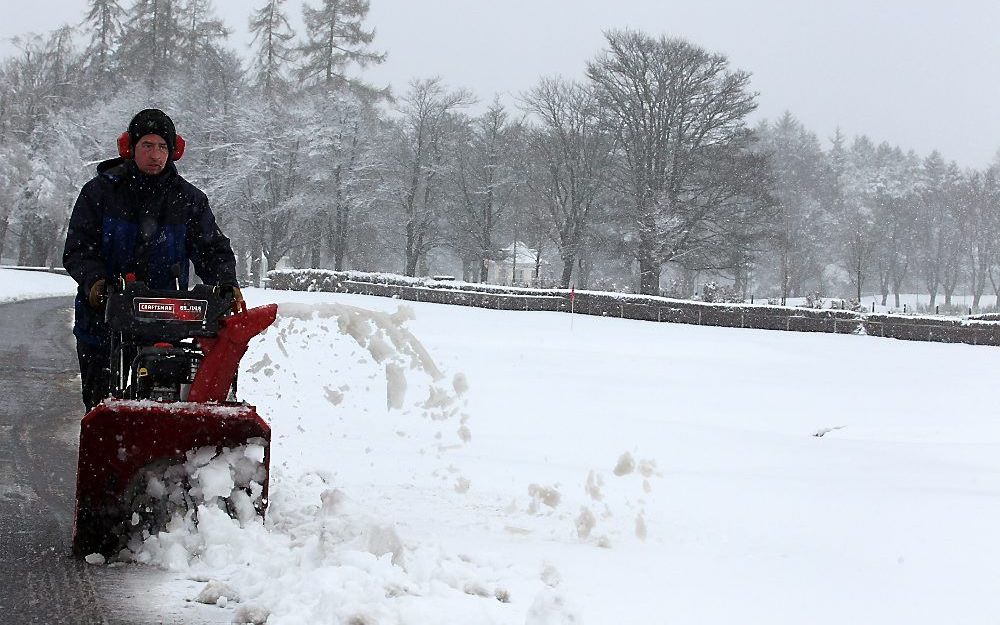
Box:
117 132 131 159
117 132 186 161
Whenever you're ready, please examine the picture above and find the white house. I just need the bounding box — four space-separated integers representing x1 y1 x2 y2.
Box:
486 241 555 287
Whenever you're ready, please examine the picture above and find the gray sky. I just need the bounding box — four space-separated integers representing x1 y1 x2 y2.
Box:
2 0 998 168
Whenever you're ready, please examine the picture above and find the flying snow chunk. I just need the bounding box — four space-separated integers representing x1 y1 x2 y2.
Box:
529 484 562 510
453 372 469 395
576 507 596 539
614 452 636 476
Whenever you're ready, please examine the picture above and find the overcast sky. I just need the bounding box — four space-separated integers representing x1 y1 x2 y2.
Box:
2 0 998 168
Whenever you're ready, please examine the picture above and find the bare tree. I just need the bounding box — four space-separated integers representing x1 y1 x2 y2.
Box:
915 152 961 308
522 77 614 288
451 99 524 282
385 79 472 276
587 29 762 295
964 170 997 310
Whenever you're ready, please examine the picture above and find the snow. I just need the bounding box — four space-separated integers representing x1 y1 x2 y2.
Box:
4 269 1000 622
0 267 76 303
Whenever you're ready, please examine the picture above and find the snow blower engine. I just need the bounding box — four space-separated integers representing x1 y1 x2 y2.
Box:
72 275 277 557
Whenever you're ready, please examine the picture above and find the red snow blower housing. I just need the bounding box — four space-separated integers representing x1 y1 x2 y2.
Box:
72 277 277 557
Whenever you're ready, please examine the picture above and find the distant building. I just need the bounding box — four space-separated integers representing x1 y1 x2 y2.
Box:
486 241 555 287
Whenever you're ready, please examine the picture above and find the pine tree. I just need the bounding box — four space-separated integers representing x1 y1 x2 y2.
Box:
117 0 183 90
175 0 231 70
80 0 125 92
248 0 296 97
298 0 387 99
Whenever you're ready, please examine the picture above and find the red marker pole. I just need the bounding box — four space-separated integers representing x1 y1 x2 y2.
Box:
570 284 576 330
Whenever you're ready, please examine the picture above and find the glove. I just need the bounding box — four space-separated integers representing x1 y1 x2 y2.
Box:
219 285 244 312
88 278 107 309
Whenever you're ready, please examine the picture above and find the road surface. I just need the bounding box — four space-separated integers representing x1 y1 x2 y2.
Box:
0 296 222 624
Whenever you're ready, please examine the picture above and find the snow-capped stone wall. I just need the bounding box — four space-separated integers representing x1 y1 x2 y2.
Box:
267 269 1000 347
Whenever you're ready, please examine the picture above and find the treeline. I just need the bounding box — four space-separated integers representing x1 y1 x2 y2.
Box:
0 0 994 307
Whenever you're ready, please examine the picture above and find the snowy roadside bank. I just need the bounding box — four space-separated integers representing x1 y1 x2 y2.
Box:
0 267 76 303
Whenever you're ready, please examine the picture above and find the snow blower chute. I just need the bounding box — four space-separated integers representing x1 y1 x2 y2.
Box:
72 277 277 557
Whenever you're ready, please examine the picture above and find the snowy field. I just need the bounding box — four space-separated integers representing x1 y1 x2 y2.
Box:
3 268 1000 623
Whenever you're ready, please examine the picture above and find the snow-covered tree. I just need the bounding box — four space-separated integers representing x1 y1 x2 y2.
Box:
80 0 125 92
248 0 296 98
914 151 962 308
587 29 767 295
756 113 829 302
16 112 96 266
117 0 183 90
175 0 231 70
294 88 380 269
297 0 387 99
211 99 307 285
521 77 613 288
449 99 524 282
384 78 472 276
0 142 32 261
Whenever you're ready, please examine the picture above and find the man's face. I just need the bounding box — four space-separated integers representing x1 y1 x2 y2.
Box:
133 133 170 175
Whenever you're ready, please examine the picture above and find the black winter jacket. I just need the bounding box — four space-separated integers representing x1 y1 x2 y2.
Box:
63 157 238 348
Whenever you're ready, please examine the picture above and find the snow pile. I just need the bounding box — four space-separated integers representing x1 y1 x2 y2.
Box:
122 440 267 566
123 299 576 623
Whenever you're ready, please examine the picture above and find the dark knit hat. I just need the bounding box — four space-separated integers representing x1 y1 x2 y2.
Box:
128 109 176 153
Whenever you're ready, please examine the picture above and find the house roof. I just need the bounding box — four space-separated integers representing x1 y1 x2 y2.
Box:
498 241 549 266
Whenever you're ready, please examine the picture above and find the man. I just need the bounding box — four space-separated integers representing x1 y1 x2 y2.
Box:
63 109 243 410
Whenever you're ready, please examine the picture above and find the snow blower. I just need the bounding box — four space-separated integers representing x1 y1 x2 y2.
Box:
72 276 277 557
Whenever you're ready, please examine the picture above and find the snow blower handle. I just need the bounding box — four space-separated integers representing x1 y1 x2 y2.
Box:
214 285 246 316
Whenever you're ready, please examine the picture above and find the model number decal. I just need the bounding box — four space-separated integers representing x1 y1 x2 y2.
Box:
133 298 209 321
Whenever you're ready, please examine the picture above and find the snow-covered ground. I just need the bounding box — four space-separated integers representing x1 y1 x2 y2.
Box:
0 267 76 303
4 268 1000 624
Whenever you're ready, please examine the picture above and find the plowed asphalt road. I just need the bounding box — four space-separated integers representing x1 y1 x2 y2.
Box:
0 296 222 625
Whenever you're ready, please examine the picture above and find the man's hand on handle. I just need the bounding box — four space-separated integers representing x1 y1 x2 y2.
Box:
88 279 106 309
219 285 244 313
